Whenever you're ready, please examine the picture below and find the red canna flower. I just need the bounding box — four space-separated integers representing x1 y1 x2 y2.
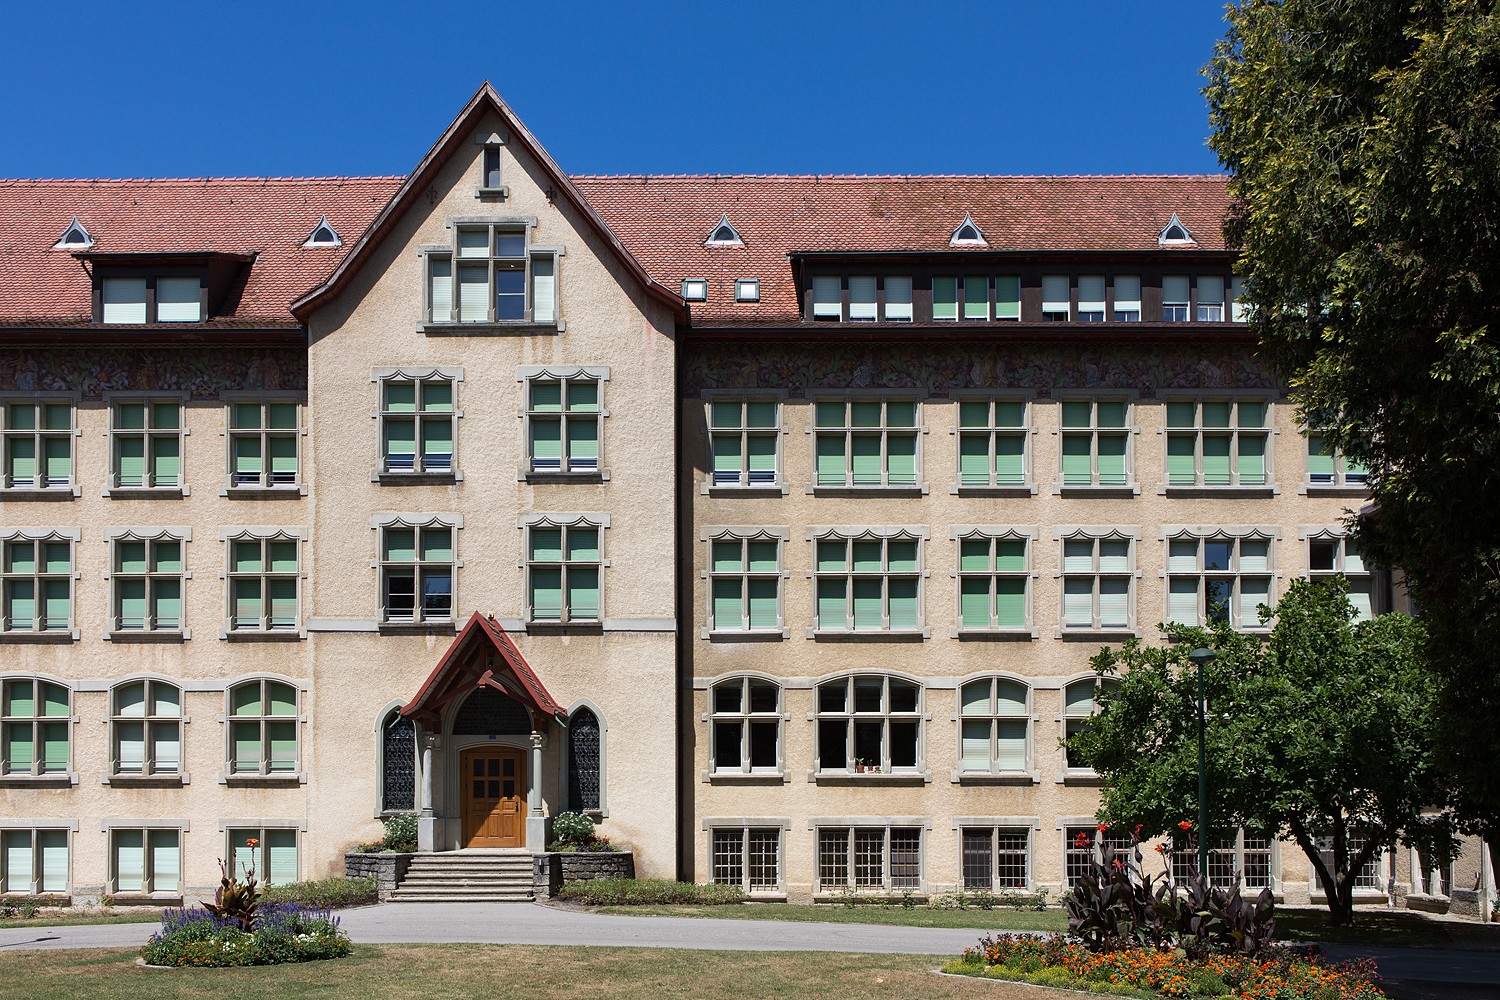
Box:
1096 822 1108 832
245 837 260 847
1177 821 1193 831
1074 832 1091 847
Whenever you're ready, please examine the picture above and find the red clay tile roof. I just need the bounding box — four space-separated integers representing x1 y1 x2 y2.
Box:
0 177 400 327
574 174 1233 323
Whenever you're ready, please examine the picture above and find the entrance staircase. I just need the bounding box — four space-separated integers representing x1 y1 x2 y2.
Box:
386 850 535 903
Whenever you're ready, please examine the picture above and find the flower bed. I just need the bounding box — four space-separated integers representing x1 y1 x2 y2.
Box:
139 904 352 968
945 934 1384 999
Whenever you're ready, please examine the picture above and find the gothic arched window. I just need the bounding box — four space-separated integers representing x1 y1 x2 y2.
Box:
381 710 416 812
567 707 601 812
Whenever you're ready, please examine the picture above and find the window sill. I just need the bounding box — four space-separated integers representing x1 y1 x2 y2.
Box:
704 629 788 643
950 484 1036 497
377 621 457 636
703 771 789 785
105 630 189 643
0 773 75 788
1059 770 1106 787
104 773 187 788
703 485 788 497
420 321 564 336
812 891 928 903
1055 628 1138 642
107 894 183 907
222 772 305 787
521 471 609 484
808 629 928 642
952 628 1037 642
806 485 928 497
1303 484 1370 498
525 621 603 636
1056 485 1138 498
222 629 304 642
0 487 79 501
953 771 1041 786
221 485 304 499
474 184 510 200
1158 485 1277 499
0 630 78 644
105 487 186 500
372 471 462 485
811 771 930 786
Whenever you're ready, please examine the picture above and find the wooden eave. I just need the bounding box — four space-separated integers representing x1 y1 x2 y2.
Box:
400 611 566 729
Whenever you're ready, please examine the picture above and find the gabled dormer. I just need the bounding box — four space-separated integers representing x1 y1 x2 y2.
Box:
78 251 253 325
53 217 93 250
1158 212 1195 246
949 213 987 247
705 215 743 247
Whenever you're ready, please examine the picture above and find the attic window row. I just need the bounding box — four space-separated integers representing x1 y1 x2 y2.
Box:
51 217 340 251
807 273 1244 324
681 278 760 304
100 276 203 324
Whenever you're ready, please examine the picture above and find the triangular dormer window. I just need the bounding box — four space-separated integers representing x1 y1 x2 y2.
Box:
949 213 987 246
53 217 93 250
1158 212 1195 246
302 216 341 248
705 214 743 247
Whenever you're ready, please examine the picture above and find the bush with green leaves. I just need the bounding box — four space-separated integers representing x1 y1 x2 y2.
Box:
552 811 595 845
557 878 746 906
259 876 378 909
140 904 351 967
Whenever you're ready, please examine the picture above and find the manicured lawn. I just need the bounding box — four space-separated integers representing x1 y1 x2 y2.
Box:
0 910 163 930
1275 907 1500 950
0 944 1053 999
591 901 1068 931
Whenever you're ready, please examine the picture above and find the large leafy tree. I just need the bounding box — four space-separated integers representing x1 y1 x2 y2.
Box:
1074 579 1441 926
1205 1 1500 834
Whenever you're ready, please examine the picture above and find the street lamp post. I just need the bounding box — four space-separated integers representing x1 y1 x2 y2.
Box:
1187 646 1216 883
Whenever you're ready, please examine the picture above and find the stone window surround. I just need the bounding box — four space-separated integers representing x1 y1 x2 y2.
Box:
515 365 611 483
218 527 308 641
805 525 932 640
950 673 1042 785
0 392 81 499
219 822 304 885
809 671 930 784
217 675 307 787
0 673 79 787
565 697 610 818
418 215 566 334
804 392 929 497
701 673 789 784
1154 393 1279 498
369 366 465 484
950 816 1042 892
217 392 308 497
1299 429 1371 497
1055 675 1120 785
1051 393 1140 498
101 820 189 899
1051 525 1142 641
0 527 81 642
101 526 193 642
102 392 191 499
702 817 788 897
700 527 791 641
701 390 791 496
1300 525 1382 621
369 513 462 631
948 391 1037 497
1158 524 1282 632
807 816 933 897
517 511 610 629
104 675 188 787
948 525 1039 640
0 821 76 896
373 701 417 818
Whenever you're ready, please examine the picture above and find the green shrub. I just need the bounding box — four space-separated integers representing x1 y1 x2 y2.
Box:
380 814 418 853
140 905 352 967
259 876 378 909
557 878 747 906
552 811 595 845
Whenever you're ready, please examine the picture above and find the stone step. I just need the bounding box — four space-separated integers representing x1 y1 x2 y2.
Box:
404 863 533 872
388 888 534 899
387 894 534 904
399 876 527 886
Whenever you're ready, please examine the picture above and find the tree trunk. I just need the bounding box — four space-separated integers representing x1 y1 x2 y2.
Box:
1287 815 1355 926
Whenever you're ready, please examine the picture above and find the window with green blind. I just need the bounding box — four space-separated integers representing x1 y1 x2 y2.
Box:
228 400 299 488
227 828 297 886
1305 432 1369 487
709 399 778 486
1308 534 1379 622
956 535 1029 631
1165 399 1270 487
109 535 184 633
1 535 72 634
1 829 69 894
527 375 602 474
1063 678 1118 770
1165 535 1272 628
2 401 73 490
959 678 1030 773
1059 399 1129 487
994 276 1021 320
1059 535 1133 630
708 535 781 631
812 534 922 632
427 224 557 325
379 376 455 474
932 276 959 321
228 679 299 776
815 675 922 773
111 679 182 775
957 399 1028 487
1 678 70 776
527 521 602 623
379 522 454 624
226 535 300 632
110 828 180 895
813 399 919 488
110 399 181 489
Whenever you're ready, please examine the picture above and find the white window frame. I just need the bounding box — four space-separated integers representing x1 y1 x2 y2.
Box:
1 397 76 494
1056 530 1137 636
222 529 304 637
814 674 924 775
707 675 784 775
704 530 787 636
373 515 459 626
108 678 184 778
808 528 927 636
104 529 190 639
0 530 77 637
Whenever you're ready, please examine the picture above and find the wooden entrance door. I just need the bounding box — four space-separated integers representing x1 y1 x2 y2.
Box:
460 747 526 848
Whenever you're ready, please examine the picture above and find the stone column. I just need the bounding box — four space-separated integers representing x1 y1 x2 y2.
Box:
418 732 439 852
527 730 546 851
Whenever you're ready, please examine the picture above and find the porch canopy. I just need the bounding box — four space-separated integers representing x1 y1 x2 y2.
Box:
401 612 567 731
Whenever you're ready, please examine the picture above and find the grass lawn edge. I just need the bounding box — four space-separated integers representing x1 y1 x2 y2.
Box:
937 959 1153 998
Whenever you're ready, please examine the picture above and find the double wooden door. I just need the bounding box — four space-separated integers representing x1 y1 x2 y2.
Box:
460 747 526 848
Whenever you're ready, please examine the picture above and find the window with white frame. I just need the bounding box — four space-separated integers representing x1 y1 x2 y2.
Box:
526 519 601 624
959 677 1030 773
735 279 760 302
1078 276 1106 322
0 828 68 894
1172 827 1273 889
2 400 72 491
813 533 922 632
931 276 959 321
962 827 1031 889
1060 535 1133 630
1165 399 1270 487
227 679 299 776
1062 679 1119 771
1113 276 1142 322
427 223 556 324
885 276 914 322
226 534 300 633
378 521 454 624
227 828 298 885
1 678 69 776
227 401 299 489
1162 276 1190 321
710 676 781 773
109 399 182 489
109 533 185 634
109 828 180 896
956 534 1029 631
1308 534 1378 622
709 399 778 487
817 826 922 892
526 374 599 474
1041 275 1070 321
1197 276 1226 321
1059 399 1130 487
957 399 1027 488
100 275 202 324
378 375 455 475
814 399 919 488
1306 432 1368 487
815 675 922 773
110 679 181 776
994 276 1021 320
711 827 781 892
1166 534 1274 629
1 534 73 634
1066 825 1132 885
708 534 781 632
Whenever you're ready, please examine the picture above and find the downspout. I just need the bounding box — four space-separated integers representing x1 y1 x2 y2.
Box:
1482 834 1494 922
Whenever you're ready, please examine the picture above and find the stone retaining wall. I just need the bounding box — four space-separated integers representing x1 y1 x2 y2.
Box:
344 852 414 901
532 851 634 898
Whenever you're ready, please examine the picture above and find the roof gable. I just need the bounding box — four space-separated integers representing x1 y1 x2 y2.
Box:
401 612 566 727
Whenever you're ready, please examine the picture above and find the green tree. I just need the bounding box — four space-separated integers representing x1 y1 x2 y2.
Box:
1073 579 1441 926
1205 0 1500 836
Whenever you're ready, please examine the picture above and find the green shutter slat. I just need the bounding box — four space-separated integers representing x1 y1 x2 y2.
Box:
996 719 1027 771
114 830 144 891
1098 579 1129 627
1061 436 1091 485
958 434 990 485
886 435 916 485
994 276 1021 319
816 578 847 628
1168 578 1200 625
887 578 918 629
568 419 599 463
1062 579 1093 626
995 578 1027 627
117 437 145 486
1167 435 1197 485
850 436 881 485
267 721 298 772
41 580 69 630
851 578 882 628
712 578 742 629
747 578 778 629
1097 436 1126 486
815 435 846 485
231 722 259 772
232 579 262 628
994 435 1025 485
233 437 262 475
530 567 562 621
150 437 179 486
932 277 958 320
1238 435 1266 485
37 831 67 893
960 719 990 769
7 580 34 629
746 435 775 476
152 580 181 629
268 436 297 476
42 437 70 485
959 578 991 628
150 831 180 892
8 437 35 483
1202 436 1231 486
266 830 297 886
40 722 68 772
568 568 600 620
711 435 741 477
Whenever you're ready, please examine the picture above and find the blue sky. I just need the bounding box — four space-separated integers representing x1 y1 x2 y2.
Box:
1 1 1231 179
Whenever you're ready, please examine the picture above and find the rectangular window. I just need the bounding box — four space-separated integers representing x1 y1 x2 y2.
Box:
110 399 182 489
931 277 958 322
708 399 778 487
0 829 68 894
957 398 1028 488
1229 277 1248 322
1162 275 1190 322
427 225 556 324
1197 276 1225 322
111 679 182 775
227 535 300 632
1113 276 1141 322
708 536 782 632
101 276 202 324
109 535 184 633
1306 433 1368 487
1 536 72 634
959 678 1031 771
817 826 922 892
735 279 760 303
994 276 1021 321
527 521 601 624
110 828 181 896
711 677 782 772
813 399 919 488
848 276 877 321
1 678 70 776
681 278 708 302
1060 535 1133 630
1041 275 1070 321
527 375 600 475
379 376 455 475
962 828 1031 890
1308 534 1379 622
155 278 202 323
227 401 300 489
813 535 922 632
711 828 781 892
962 275 989 320
379 523 454 624
226 828 297 886
1191 830 1275 889
228 679 299 776
816 675 922 772
1167 534 1273 629
957 536 1029 631
883 276 913 322
1165 399 1270 487
102 278 148 324
1077 276 1106 322
812 276 841 320
2 400 73 491
1059 399 1130 487
1067 827 1133 886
